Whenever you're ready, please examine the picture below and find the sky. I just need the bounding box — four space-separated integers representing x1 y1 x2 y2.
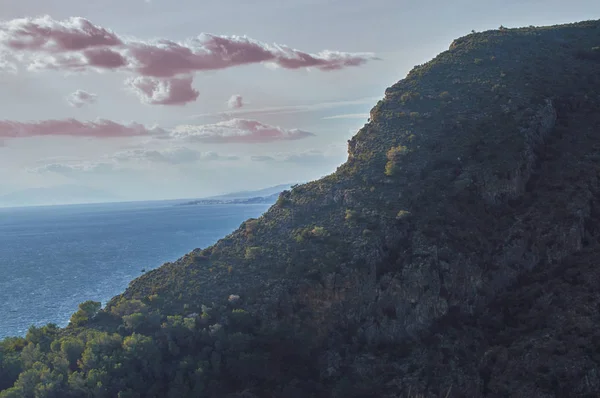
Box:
1 0 599 204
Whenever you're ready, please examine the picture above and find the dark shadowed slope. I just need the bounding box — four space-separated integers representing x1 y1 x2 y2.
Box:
3 20 600 398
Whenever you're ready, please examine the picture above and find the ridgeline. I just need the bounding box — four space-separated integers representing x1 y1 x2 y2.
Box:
3 19 600 397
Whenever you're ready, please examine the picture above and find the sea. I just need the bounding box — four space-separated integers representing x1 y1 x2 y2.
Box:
0 200 271 340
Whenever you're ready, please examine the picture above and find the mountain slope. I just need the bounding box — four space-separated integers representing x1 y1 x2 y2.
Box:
3 19 600 398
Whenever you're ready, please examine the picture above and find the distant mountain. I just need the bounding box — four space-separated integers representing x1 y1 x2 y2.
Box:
0 185 121 207
178 192 281 206
204 183 296 200
178 183 297 206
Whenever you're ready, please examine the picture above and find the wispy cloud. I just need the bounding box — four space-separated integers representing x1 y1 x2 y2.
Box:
250 155 276 162
282 149 328 163
0 16 379 105
190 96 380 119
30 147 240 176
250 147 346 165
112 147 238 164
30 162 117 174
0 118 163 139
322 113 369 120
170 119 314 144
0 116 314 145
66 89 97 108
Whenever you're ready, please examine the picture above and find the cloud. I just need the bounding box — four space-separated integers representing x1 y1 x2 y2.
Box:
282 149 327 163
31 162 116 174
112 147 238 164
0 51 16 73
322 113 370 120
189 96 381 120
126 75 199 106
170 119 314 144
0 16 122 52
227 94 243 109
251 146 346 165
0 16 377 104
0 116 312 145
66 89 97 108
121 34 378 77
0 118 163 139
250 155 276 162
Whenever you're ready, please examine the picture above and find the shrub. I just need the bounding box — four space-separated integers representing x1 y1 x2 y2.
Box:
396 210 412 220
245 219 259 235
293 226 330 242
244 247 262 260
385 145 410 176
439 91 452 100
400 91 420 104
69 301 101 327
275 192 292 207
310 226 329 238
345 209 358 222
110 299 148 317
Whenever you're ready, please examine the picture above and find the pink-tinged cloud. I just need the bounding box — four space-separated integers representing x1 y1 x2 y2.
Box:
227 94 243 109
0 16 377 78
121 34 377 77
26 49 127 72
170 118 314 144
0 16 122 52
271 48 377 70
0 119 160 139
66 89 97 108
126 75 199 105
83 48 128 69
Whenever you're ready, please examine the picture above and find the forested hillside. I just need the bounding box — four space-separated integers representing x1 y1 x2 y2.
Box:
3 19 600 397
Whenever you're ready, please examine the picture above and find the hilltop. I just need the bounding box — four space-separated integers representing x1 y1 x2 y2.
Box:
3 19 600 397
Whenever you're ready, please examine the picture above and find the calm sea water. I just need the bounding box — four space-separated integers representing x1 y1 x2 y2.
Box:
0 201 270 339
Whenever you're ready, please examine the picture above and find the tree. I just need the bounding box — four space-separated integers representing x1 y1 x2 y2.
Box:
69 301 101 327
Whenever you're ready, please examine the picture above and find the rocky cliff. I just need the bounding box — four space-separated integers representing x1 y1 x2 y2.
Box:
3 19 600 398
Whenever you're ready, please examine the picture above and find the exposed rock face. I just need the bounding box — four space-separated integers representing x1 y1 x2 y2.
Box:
112 20 600 397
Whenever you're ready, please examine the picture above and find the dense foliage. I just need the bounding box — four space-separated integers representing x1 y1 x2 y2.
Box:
0 298 321 397
4 19 600 397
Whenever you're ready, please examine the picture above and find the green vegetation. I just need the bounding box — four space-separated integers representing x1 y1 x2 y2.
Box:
4 19 600 397
69 301 101 327
344 209 358 222
292 225 330 243
0 302 312 397
384 145 410 176
396 210 411 220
